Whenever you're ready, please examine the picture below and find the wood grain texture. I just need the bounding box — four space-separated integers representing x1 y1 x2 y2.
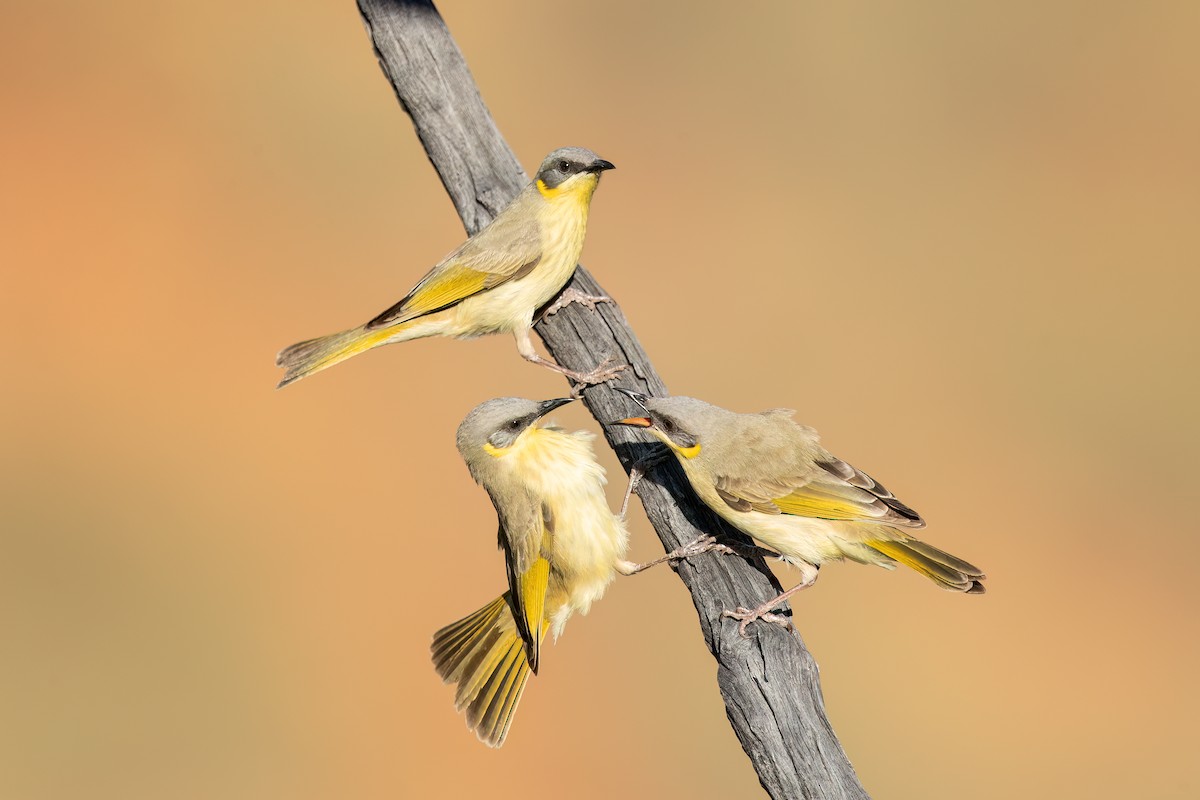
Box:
355 2 871 797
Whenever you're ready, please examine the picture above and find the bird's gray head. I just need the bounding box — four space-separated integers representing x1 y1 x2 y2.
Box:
457 396 576 456
534 146 615 191
611 389 728 458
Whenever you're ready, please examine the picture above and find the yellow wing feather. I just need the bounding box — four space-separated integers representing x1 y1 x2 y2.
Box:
387 265 494 320
514 556 550 672
714 459 924 527
771 491 882 521
367 207 543 329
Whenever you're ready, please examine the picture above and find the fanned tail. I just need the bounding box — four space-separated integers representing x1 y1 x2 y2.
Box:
274 325 393 388
865 537 986 594
430 593 546 747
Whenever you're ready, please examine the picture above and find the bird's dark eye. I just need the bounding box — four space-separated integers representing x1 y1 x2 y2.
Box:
559 160 571 172
659 416 676 433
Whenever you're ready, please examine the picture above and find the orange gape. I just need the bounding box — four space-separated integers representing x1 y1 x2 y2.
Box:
611 392 985 636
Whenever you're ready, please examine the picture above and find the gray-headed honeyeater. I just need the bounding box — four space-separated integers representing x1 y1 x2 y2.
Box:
276 148 622 389
613 390 985 636
432 397 630 746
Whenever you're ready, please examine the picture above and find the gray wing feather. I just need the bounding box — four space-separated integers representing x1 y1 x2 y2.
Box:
491 485 543 578
368 202 543 328
815 458 924 526
706 414 924 527
490 485 546 661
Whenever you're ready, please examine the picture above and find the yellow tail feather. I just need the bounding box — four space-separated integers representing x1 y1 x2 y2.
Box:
274 325 395 388
865 538 986 594
431 594 547 747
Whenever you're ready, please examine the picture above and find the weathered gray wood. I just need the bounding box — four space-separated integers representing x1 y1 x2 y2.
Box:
355 2 871 797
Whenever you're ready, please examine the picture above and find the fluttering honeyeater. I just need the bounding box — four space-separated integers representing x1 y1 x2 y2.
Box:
613 391 985 635
276 147 622 389
432 397 630 746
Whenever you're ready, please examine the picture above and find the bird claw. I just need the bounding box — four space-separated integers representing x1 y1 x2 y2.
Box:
722 605 795 638
676 535 736 559
543 287 614 317
568 356 629 395
618 534 737 576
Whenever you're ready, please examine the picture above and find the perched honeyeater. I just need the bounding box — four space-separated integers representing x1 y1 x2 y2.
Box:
276 147 623 388
612 390 985 635
432 397 629 747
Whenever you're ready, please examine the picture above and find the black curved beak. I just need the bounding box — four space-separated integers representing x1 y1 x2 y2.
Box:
587 159 616 173
613 386 650 410
536 397 576 418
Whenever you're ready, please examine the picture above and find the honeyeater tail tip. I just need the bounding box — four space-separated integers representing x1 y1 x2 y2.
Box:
274 325 390 388
430 593 545 747
865 537 987 594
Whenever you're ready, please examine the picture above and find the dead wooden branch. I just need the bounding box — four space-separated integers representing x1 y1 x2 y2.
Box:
354 2 871 796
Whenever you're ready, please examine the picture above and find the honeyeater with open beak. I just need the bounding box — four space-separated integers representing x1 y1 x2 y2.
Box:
612 390 985 635
276 147 622 389
432 396 629 746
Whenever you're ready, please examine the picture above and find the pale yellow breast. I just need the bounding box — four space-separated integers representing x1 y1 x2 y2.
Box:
532 190 590 296
442 192 590 337
511 426 628 636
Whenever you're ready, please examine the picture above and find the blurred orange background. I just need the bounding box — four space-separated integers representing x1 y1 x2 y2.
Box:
3 1 1198 798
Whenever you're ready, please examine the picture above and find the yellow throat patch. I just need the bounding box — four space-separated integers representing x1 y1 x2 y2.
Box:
482 442 510 458
482 425 556 459
536 174 598 203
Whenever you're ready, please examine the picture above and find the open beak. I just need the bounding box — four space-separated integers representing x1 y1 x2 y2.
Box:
612 387 652 427
613 386 650 410
536 397 575 418
587 158 616 173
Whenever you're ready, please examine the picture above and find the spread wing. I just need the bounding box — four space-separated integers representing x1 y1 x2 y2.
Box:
714 456 924 528
367 209 542 329
492 487 551 672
